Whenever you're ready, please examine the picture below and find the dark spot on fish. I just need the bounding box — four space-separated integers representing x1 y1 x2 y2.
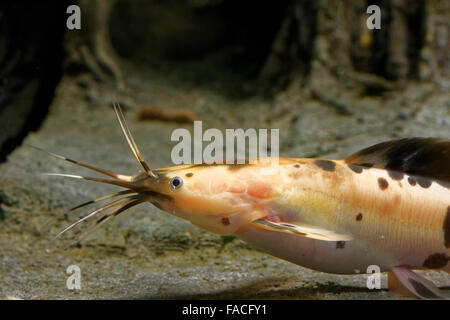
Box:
348 164 363 174
408 176 417 186
185 172 193 177
294 164 301 168
378 177 388 190
408 279 441 299
336 241 345 249
221 217 230 226
398 182 402 188
345 138 450 187
444 206 450 248
416 176 432 188
422 253 449 269
314 160 336 172
388 170 404 180
356 213 363 221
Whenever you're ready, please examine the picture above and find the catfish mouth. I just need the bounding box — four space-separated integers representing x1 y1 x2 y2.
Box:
35 103 179 242
142 190 173 210
48 172 173 241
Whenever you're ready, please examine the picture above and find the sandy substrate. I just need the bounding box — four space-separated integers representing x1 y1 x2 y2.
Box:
0 61 449 299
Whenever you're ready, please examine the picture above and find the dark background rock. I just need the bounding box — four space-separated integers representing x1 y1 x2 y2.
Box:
0 2 69 162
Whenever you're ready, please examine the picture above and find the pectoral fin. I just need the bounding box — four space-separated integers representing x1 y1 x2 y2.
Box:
253 219 353 242
389 266 450 300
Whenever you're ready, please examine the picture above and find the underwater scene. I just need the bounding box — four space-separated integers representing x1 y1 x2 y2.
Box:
0 0 449 304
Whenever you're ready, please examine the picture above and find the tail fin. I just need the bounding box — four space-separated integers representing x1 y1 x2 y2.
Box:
389 266 449 300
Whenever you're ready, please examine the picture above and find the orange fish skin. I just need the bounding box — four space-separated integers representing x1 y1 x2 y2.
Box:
149 158 449 274
235 158 450 274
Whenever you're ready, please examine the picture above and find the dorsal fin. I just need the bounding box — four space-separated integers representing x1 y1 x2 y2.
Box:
344 138 450 183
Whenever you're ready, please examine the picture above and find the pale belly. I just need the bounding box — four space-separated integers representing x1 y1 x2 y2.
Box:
236 225 449 274
251 163 450 274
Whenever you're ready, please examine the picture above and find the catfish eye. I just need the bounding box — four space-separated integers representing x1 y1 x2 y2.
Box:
170 176 183 189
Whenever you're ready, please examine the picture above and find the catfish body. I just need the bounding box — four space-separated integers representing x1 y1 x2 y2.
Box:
236 157 450 274
42 105 450 298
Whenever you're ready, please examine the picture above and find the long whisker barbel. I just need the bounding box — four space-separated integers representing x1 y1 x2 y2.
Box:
30 103 156 242
68 190 136 212
72 197 146 245
55 194 141 238
27 144 133 182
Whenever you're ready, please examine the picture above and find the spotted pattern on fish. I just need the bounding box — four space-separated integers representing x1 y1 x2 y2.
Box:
185 172 193 177
408 176 417 186
416 176 432 189
356 213 363 221
347 164 363 174
388 170 404 180
378 177 389 190
314 160 336 172
422 253 449 269
221 217 230 226
336 241 346 249
345 138 450 189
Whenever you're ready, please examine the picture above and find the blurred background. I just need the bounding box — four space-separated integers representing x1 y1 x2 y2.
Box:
0 0 448 299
